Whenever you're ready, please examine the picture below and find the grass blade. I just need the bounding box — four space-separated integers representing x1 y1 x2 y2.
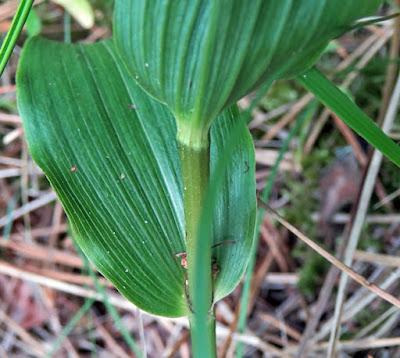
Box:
297 67 400 167
75 243 143 357
47 298 95 357
0 0 33 77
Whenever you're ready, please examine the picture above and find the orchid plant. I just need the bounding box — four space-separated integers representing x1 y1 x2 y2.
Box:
9 0 399 357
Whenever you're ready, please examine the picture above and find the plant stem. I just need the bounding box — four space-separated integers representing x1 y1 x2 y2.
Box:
179 138 216 358
0 0 33 77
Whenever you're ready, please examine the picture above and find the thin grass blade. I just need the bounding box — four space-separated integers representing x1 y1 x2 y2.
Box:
0 0 33 77
297 67 400 167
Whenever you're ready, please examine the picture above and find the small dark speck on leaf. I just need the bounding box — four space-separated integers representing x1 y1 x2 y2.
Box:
70 165 77 173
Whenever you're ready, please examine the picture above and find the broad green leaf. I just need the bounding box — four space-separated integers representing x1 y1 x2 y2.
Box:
18 38 186 317
114 0 382 144
17 37 256 317
52 0 94 29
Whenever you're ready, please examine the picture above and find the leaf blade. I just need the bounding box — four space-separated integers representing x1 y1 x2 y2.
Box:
18 37 187 317
114 0 382 132
210 108 256 301
297 67 400 167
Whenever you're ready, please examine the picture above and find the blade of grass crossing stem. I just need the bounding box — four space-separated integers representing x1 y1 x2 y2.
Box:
47 298 95 357
297 67 400 167
235 102 317 358
74 243 143 357
0 0 33 77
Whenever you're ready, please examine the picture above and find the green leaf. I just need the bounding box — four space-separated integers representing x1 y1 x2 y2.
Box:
114 0 382 142
210 107 256 301
17 37 256 317
18 37 186 317
297 67 400 167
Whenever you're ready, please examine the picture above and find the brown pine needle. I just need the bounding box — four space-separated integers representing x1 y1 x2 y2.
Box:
258 199 400 309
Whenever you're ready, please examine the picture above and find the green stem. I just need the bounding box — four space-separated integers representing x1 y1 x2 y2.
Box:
0 0 33 77
179 137 216 358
